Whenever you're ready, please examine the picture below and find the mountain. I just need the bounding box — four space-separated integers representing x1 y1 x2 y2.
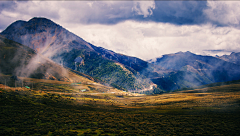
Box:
218 52 240 65
150 51 240 91
1 17 94 56
0 17 152 91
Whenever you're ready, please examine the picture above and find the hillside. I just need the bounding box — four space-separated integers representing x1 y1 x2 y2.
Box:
0 74 239 135
0 34 127 94
0 34 79 81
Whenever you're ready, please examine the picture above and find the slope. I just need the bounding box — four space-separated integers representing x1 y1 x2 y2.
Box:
0 34 124 94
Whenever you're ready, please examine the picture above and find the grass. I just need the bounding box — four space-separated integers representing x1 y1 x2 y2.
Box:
0 78 240 136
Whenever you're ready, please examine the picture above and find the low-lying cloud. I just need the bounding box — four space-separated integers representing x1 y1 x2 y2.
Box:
66 21 240 60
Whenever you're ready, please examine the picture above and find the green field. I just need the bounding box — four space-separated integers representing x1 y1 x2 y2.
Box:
0 79 240 136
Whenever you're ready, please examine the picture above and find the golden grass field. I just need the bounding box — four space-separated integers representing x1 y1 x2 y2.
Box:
1 74 240 110
0 75 240 135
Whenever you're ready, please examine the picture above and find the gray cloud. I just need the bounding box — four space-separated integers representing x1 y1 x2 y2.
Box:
203 1 240 27
0 1 17 12
148 1 208 25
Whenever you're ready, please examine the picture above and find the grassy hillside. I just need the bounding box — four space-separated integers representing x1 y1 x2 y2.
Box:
53 49 151 91
0 35 34 75
0 34 125 94
0 78 239 135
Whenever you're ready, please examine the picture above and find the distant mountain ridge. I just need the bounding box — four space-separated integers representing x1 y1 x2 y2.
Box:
218 52 240 65
150 51 240 91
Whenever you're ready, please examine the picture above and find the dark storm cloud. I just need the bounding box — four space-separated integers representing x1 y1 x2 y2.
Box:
0 1 18 31
148 1 208 25
72 1 209 26
0 1 17 12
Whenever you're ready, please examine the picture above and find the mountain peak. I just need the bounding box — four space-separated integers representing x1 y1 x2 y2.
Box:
0 17 94 52
175 51 194 55
29 17 51 21
26 17 60 29
27 17 55 24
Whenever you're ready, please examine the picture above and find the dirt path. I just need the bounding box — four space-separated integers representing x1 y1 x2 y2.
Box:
129 84 155 93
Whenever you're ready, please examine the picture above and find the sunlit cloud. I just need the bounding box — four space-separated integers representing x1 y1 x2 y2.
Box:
65 21 240 60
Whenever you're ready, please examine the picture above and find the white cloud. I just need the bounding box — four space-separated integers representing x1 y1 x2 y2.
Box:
54 1 135 24
204 1 240 26
64 21 240 60
0 1 135 29
132 1 155 17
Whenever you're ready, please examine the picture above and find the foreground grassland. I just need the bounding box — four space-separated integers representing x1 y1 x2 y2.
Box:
0 81 240 136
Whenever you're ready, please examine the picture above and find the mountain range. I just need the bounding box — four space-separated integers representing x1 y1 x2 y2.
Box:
1 17 240 93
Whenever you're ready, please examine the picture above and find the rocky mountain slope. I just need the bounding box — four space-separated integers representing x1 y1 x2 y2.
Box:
0 34 95 83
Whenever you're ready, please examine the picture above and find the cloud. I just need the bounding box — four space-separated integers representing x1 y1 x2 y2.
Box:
53 1 136 24
149 1 208 25
0 1 16 12
65 21 240 60
0 1 208 31
0 1 60 31
132 1 155 17
203 1 240 27
1 1 240 30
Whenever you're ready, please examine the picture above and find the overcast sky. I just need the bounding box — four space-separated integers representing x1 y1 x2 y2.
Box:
1 1 240 60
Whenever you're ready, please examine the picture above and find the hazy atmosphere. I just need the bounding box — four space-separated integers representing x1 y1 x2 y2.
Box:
1 1 240 60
